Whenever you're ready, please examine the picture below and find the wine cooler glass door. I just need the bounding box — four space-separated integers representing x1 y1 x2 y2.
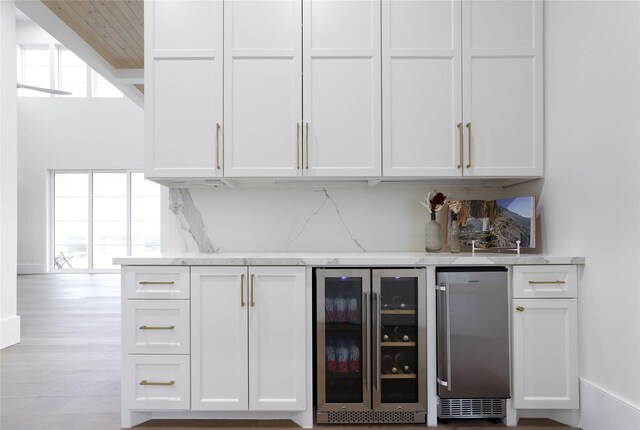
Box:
372 269 427 412
316 269 371 411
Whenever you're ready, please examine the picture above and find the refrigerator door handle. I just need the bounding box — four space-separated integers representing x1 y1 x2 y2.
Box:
437 284 452 391
363 292 370 394
372 292 381 393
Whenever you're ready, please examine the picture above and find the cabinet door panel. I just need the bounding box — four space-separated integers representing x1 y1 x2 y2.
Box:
191 267 249 411
462 0 542 177
383 0 461 177
224 0 302 177
150 0 221 54
304 0 381 177
249 267 306 411
147 59 222 178
512 299 579 409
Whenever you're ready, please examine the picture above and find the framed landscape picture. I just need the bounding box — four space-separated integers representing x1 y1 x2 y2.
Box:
448 196 536 249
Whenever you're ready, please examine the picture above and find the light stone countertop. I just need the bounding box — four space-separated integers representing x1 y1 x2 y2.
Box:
114 252 585 266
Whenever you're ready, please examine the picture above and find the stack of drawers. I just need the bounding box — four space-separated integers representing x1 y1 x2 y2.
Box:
122 266 191 410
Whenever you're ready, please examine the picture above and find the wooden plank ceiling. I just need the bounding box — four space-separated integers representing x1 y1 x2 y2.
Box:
42 0 144 92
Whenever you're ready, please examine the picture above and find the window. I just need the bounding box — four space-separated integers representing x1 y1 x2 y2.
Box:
19 46 51 97
58 48 88 97
17 43 123 98
52 171 161 271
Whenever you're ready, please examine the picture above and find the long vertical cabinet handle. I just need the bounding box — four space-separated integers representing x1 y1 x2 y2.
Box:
465 122 472 169
250 274 255 307
362 292 370 394
240 274 245 307
444 285 452 391
457 123 463 169
296 122 300 170
374 292 381 392
305 123 310 169
216 122 221 170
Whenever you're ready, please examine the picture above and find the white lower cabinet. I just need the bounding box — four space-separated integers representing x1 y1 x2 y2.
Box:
512 298 579 409
191 266 306 411
123 355 191 410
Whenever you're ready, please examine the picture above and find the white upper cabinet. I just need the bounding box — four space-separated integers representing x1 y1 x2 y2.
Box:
224 0 302 177
382 0 462 177
462 0 543 177
303 0 382 177
145 0 224 179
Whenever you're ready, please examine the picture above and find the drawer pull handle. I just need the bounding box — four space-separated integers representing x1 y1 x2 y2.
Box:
139 325 175 330
241 273 246 307
140 380 175 386
250 274 255 307
516 306 525 312
528 280 566 284
139 281 175 285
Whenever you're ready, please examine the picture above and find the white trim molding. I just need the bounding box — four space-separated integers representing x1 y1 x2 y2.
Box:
579 379 640 430
0 316 21 349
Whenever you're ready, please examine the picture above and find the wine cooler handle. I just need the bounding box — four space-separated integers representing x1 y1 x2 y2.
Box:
437 285 452 391
374 292 381 392
363 292 370 394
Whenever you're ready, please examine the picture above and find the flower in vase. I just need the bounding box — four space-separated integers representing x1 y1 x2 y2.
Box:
421 190 447 214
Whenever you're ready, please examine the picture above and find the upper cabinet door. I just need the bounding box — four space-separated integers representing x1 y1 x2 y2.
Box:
145 0 224 179
224 0 303 177
303 0 382 177
248 267 306 411
382 0 462 177
462 0 543 177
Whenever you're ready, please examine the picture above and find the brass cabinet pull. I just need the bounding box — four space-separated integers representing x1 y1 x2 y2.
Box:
305 122 310 169
140 380 175 386
465 122 472 168
296 122 300 170
139 325 175 330
528 280 566 284
216 122 221 170
457 122 463 169
516 306 525 312
139 281 175 285
240 273 246 307
250 274 255 307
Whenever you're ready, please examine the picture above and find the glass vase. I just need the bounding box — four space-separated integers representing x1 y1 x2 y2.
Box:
425 213 442 252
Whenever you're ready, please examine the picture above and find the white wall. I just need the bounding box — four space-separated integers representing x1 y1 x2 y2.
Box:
17 97 144 273
515 2 640 429
0 1 20 348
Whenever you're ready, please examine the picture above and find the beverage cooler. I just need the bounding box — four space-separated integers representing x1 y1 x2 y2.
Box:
315 268 426 424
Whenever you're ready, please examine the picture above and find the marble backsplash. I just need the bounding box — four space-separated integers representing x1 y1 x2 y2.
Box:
164 185 515 253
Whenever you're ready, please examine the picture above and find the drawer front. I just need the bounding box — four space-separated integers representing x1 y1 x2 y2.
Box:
123 355 190 410
513 265 578 298
124 301 190 354
123 266 190 299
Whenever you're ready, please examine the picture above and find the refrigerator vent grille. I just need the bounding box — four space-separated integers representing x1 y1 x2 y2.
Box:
438 398 505 419
324 411 422 424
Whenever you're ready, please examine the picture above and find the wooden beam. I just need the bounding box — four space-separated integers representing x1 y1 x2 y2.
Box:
16 0 143 108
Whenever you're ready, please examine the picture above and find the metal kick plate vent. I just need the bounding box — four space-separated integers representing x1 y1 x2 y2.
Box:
319 411 425 424
438 398 505 419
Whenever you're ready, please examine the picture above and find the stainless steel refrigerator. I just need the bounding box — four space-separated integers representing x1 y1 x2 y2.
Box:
316 268 427 424
436 267 510 419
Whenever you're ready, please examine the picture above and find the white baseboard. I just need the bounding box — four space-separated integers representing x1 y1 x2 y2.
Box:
579 379 640 430
17 263 46 274
0 315 21 348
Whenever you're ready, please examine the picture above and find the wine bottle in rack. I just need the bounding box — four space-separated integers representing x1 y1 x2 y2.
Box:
381 354 398 374
390 295 406 309
348 338 360 373
336 339 349 373
393 352 411 373
381 326 390 342
326 340 336 373
393 326 411 342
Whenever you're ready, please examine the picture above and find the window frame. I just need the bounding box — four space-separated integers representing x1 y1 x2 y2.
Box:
17 43 54 97
49 169 160 273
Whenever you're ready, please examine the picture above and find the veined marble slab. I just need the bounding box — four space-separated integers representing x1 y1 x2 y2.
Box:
114 252 585 266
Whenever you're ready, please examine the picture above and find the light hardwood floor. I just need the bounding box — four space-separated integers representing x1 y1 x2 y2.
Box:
1 274 577 430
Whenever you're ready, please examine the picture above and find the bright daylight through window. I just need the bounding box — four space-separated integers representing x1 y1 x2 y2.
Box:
52 171 160 271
